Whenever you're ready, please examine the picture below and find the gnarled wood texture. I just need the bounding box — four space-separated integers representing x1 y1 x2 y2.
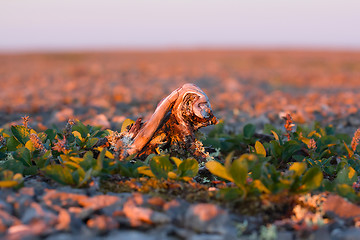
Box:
117 83 217 161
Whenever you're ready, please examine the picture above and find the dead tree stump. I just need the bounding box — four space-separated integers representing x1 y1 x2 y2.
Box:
115 83 217 161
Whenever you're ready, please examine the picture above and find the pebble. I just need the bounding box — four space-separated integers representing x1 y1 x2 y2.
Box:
87 215 119 233
87 114 111 129
105 230 158 240
184 203 234 236
187 234 227 240
46 233 78 240
348 116 360 127
312 227 330 240
0 209 20 231
323 195 360 219
277 231 293 240
1 177 360 239
0 181 239 239
0 199 12 213
251 115 271 130
335 227 360 240
164 199 190 225
50 108 74 124
150 211 171 225
21 202 57 225
7 224 37 240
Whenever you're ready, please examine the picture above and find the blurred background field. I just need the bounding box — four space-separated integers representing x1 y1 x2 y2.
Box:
1 50 360 134
1 0 360 132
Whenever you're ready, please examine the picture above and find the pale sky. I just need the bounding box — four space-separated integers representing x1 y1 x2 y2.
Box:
1 0 360 52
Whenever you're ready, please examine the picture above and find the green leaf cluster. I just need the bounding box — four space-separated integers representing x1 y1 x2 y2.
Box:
138 155 199 181
1 118 360 205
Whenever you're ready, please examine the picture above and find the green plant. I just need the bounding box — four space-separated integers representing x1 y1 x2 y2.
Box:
137 155 199 181
1 115 360 204
0 169 23 188
206 149 323 199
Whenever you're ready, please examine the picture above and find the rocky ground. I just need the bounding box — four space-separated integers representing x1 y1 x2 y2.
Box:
1 176 238 240
1 50 360 239
2 176 360 240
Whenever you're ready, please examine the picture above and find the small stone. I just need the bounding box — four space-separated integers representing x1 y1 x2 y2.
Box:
168 226 192 239
21 202 57 225
87 114 111 129
334 227 360 240
150 211 171 225
23 177 50 196
164 199 189 225
78 208 95 220
0 221 5 233
42 190 88 208
123 196 153 227
111 115 126 125
101 203 124 217
55 209 71 231
349 116 360 127
277 230 293 240
347 106 358 115
87 215 119 233
78 195 120 210
0 199 12 213
323 195 360 219
331 228 344 239
147 196 166 208
184 203 231 235
50 108 74 123
187 234 225 240
8 194 34 219
251 115 270 129
45 233 76 240
7 224 36 240
28 218 52 236
119 192 170 227
0 209 21 233
0 188 13 201
132 192 146 205
19 187 35 197
313 111 325 123
55 186 87 195
313 227 330 240
89 99 111 109
68 207 82 215
105 230 157 240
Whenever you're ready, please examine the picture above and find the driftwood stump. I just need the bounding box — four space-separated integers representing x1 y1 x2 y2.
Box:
112 83 217 161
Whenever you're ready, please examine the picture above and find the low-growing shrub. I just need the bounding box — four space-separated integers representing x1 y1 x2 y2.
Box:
1 116 360 204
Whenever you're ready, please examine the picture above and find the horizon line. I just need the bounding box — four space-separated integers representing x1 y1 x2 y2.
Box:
1 45 360 55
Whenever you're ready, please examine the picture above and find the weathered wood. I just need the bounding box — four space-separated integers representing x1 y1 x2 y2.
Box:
119 83 217 161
